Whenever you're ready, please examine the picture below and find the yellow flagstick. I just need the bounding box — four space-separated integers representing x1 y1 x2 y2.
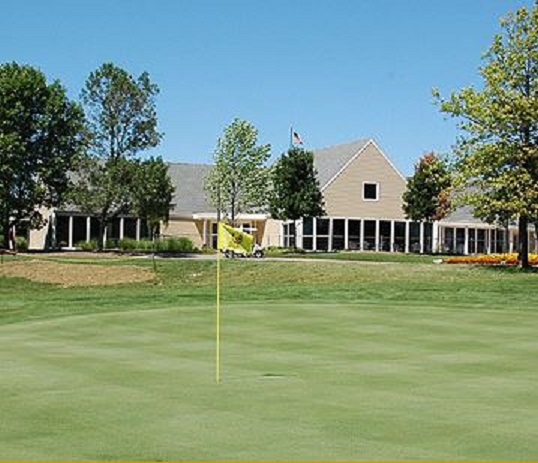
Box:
216 221 221 384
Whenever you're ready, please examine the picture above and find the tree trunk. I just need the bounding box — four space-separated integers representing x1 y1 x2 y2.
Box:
98 218 106 251
292 219 297 250
517 215 529 268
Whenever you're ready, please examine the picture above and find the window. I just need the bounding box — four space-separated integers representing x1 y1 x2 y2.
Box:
363 182 379 201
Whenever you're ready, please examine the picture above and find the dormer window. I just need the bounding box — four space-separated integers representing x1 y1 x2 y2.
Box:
363 182 379 201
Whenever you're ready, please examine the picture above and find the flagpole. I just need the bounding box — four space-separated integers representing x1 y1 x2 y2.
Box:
289 125 293 150
216 220 221 384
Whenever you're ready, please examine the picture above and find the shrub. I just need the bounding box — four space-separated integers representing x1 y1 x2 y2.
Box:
118 238 138 251
166 237 195 253
136 239 155 251
15 236 28 251
105 239 119 249
77 240 98 251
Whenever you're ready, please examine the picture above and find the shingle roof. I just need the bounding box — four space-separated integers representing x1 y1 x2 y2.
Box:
312 139 370 188
167 162 213 216
166 139 372 216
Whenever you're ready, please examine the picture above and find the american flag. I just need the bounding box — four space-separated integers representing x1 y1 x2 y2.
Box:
292 131 303 145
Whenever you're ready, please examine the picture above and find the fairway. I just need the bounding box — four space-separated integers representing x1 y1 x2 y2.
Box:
1 257 538 460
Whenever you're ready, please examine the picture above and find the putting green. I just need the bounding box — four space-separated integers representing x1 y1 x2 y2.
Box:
1 301 538 461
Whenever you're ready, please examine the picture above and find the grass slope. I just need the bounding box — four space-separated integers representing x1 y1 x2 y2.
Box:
1 256 538 460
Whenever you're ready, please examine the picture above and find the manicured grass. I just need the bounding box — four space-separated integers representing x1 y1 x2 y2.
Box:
265 249 447 264
1 256 538 460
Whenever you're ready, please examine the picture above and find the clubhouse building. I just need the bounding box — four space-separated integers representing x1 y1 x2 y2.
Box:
28 138 536 254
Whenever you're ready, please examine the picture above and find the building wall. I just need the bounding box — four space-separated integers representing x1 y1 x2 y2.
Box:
162 217 204 247
322 142 407 219
260 218 282 248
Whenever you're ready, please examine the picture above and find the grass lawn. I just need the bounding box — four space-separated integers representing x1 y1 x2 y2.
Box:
1 255 538 460
265 249 448 264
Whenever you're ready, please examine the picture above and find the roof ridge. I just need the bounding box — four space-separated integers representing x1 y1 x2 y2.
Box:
313 137 371 152
167 161 212 167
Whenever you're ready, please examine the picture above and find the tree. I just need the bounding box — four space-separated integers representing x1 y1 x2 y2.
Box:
132 156 174 238
434 5 538 268
205 119 271 224
0 62 85 249
269 147 325 247
71 63 162 248
402 152 452 222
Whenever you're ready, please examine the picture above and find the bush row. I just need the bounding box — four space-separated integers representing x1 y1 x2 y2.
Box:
74 237 197 253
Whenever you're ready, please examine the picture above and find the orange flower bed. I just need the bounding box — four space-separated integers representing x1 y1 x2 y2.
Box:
444 253 538 266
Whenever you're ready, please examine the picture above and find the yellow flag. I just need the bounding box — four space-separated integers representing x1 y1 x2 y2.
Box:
217 223 254 254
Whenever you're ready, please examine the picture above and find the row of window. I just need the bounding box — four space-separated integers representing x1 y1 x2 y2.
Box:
287 218 433 253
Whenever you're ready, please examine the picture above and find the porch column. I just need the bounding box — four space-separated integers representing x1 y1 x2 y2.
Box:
464 227 469 255
328 218 333 252
313 218 317 251
119 217 124 240
405 221 410 253
86 216 91 242
359 219 364 251
374 219 380 252
432 221 439 253
51 211 57 248
390 220 395 253
344 218 349 250
420 222 425 254
136 219 141 241
452 227 457 253
202 219 207 246
486 229 491 254
68 215 74 248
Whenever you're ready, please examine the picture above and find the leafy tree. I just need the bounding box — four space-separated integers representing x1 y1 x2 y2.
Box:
0 62 84 249
71 63 162 248
205 118 271 224
132 156 174 238
434 5 538 268
269 147 325 247
402 152 452 222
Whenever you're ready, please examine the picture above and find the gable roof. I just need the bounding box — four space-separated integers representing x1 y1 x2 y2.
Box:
312 139 370 188
167 162 213 216
167 137 404 216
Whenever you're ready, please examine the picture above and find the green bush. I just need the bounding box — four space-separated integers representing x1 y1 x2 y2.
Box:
118 238 138 251
77 240 98 251
105 239 119 249
166 237 195 253
136 239 155 251
15 236 28 251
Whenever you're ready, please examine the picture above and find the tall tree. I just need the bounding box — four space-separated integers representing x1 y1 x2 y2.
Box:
269 147 325 247
205 119 270 224
402 152 452 222
132 156 174 238
0 62 84 249
71 63 162 248
434 5 538 268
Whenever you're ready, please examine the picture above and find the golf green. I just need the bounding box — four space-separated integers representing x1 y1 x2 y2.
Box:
2 300 538 460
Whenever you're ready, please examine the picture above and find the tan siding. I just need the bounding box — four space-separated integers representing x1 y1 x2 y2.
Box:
323 143 406 219
261 219 282 248
162 218 204 247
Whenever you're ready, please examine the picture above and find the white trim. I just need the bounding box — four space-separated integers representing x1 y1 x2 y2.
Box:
362 181 380 202
369 139 407 182
192 212 268 220
320 138 406 193
321 140 372 192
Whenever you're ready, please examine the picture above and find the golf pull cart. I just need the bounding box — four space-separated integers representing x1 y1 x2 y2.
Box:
218 223 264 259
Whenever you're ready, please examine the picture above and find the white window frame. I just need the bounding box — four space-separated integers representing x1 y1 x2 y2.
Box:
362 181 380 202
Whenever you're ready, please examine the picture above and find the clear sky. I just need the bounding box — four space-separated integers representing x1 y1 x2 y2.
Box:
0 0 533 175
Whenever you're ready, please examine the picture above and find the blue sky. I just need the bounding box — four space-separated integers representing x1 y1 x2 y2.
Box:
0 0 533 175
